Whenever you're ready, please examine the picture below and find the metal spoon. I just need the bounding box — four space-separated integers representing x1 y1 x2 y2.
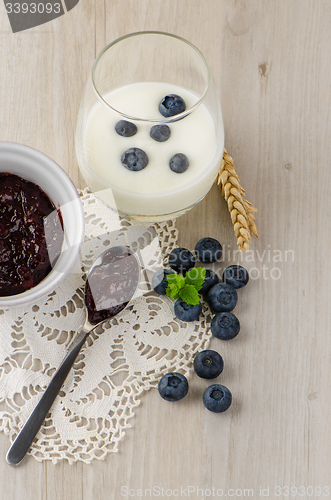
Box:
6 245 140 466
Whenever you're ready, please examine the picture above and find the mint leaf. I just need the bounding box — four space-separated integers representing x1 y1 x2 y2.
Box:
167 273 185 287
185 267 206 292
166 273 185 300
179 284 200 305
166 284 181 299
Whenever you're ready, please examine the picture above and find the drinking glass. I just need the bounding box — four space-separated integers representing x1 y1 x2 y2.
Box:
75 31 224 222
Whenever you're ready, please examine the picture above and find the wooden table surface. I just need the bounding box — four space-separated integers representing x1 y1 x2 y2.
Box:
1 1 331 498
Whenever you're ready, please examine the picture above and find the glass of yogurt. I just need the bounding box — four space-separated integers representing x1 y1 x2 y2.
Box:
75 31 224 222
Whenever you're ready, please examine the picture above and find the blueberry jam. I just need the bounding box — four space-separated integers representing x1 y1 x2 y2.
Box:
85 247 140 325
0 173 64 297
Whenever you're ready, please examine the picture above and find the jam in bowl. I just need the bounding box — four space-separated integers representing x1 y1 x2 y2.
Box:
0 173 64 296
0 142 84 309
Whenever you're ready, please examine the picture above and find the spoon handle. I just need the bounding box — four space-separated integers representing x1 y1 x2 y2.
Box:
6 330 90 465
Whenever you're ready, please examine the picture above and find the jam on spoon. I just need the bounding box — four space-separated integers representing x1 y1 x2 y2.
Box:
0 172 64 296
6 246 140 466
85 247 140 325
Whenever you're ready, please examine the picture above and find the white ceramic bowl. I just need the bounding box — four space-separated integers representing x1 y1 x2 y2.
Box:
0 142 85 309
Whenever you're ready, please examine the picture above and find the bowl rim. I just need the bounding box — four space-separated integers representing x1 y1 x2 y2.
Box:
0 142 85 309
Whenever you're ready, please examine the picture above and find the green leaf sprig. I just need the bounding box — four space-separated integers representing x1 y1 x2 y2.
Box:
166 267 206 305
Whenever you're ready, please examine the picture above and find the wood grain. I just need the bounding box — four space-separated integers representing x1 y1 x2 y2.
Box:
1 0 331 498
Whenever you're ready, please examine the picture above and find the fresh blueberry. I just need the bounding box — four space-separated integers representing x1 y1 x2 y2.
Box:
207 283 238 313
115 120 137 137
203 384 232 413
174 299 202 322
159 94 186 118
169 153 189 174
158 372 188 401
222 265 249 289
199 269 219 296
150 124 171 142
195 237 223 263
152 268 174 295
168 247 195 274
121 148 148 171
211 312 240 340
193 350 224 379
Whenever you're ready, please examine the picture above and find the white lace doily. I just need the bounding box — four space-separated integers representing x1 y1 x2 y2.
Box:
0 190 212 464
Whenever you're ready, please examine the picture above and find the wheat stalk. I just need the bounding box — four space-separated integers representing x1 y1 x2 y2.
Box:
217 149 258 251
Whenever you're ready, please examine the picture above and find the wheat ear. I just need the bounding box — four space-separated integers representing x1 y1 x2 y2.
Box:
217 149 258 251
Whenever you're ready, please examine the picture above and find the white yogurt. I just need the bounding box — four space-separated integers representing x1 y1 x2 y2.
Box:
80 82 223 218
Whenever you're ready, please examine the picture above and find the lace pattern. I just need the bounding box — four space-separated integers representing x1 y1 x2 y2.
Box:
0 190 212 463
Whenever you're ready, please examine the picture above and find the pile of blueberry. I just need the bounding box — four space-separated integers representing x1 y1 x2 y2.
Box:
152 236 250 413
158 350 232 413
210 263 249 340
152 237 249 339
115 94 189 173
